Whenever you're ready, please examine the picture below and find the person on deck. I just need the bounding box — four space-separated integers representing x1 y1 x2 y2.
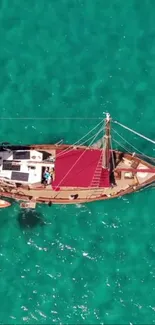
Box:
43 168 51 185
50 167 55 181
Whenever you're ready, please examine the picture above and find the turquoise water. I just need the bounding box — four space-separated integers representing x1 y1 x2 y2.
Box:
0 0 155 323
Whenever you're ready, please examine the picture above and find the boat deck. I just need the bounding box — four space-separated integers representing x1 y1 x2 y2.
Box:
0 147 155 204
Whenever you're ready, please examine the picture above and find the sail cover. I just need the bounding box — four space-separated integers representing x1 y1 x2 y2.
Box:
52 149 110 188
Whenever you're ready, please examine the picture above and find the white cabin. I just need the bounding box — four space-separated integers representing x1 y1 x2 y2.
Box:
0 149 55 185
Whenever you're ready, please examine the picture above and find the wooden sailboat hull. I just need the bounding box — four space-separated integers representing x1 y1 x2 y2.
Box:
0 144 154 206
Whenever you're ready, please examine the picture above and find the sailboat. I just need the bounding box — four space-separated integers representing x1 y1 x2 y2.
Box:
0 113 154 208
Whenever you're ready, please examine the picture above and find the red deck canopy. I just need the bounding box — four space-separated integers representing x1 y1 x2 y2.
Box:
52 149 110 189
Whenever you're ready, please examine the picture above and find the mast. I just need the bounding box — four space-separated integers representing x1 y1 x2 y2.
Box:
102 113 111 170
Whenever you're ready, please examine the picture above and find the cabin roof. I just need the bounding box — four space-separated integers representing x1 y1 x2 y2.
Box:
0 150 44 184
52 149 110 188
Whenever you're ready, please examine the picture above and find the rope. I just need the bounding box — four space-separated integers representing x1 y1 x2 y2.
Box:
113 138 133 154
112 128 155 163
56 127 103 159
56 119 104 158
0 117 104 120
55 127 103 190
113 120 155 145
80 130 103 146
0 113 108 120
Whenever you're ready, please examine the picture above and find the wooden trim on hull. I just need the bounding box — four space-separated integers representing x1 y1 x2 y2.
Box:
0 173 155 205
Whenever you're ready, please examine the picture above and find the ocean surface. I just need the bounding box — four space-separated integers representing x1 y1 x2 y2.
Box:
0 0 155 324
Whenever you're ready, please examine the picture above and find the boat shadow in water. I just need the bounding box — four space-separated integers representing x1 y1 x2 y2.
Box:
18 209 45 229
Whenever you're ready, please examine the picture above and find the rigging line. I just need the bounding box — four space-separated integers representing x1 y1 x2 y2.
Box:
112 128 155 163
0 117 103 120
55 127 103 190
56 127 103 159
57 126 103 158
56 119 104 158
113 120 155 145
80 129 103 146
112 138 133 155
